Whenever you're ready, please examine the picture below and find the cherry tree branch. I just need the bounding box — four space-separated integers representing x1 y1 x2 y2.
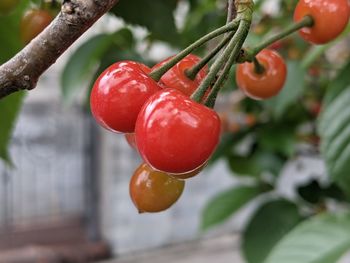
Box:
0 0 119 99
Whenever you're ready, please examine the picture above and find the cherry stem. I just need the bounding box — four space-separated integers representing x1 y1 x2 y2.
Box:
253 57 265 74
185 32 234 80
148 19 240 82
191 0 254 103
205 20 250 108
239 15 314 62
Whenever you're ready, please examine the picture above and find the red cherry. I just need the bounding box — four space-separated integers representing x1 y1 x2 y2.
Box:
135 89 221 174
90 61 162 133
236 49 287 100
152 54 208 96
294 0 350 44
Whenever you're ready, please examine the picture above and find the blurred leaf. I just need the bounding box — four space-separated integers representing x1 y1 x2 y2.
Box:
181 0 224 46
243 200 302 263
228 150 285 177
297 180 348 204
201 185 260 230
0 0 29 164
0 92 25 164
322 60 350 107
61 29 134 104
264 213 350 263
0 0 28 61
318 61 350 195
257 124 296 157
265 61 305 119
111 0 179 44
297 180 324 204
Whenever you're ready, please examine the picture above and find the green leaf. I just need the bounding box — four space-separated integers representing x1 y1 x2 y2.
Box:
61 33 117 103
228 151 285 177
318 61 350 195
322 60 350 107
0 0 27 61
0 92 25 164
257 124 296 157
265 61 305 119
201 185 260 230
264 213 350 263
0 0 30 164
243 200 302 263
61 29 134 104
111 0 179 44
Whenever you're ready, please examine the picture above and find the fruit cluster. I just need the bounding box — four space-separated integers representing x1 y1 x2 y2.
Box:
90 55 220 213
89 0 349 213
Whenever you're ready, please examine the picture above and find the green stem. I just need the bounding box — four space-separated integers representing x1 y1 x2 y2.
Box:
185 32 234 80
240 15 314 62
191 19 250 103
148 19 240 82
205 20 250 108
253 57 265 74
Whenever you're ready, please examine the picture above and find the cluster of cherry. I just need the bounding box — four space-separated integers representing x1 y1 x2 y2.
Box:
89 0 349 213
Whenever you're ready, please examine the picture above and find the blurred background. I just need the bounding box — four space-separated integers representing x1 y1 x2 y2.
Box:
1 0 350 262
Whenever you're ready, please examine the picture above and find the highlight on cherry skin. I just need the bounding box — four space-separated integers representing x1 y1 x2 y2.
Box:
129 163 185 213
90 61 162 133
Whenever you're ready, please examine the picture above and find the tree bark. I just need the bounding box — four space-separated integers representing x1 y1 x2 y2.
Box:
0 0 119 99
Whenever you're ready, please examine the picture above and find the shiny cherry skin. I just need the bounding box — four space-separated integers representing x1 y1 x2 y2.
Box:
90 61 162 133
0 0 19 15
152 54 208 97
236 49 287 100
20 9 53 44
294 0 350 44
135 89 221 174
125 133 137 149
130 163 185 213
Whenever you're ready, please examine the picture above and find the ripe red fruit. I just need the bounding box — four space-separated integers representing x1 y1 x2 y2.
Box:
294 0 350 44
0 0 19 15
135 89 221 174
130 163 185 213
236 49 287 100
152 54 208 96
90 61 162 133
20 9 53 44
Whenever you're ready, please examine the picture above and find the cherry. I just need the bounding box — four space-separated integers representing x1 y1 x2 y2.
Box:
90 61 162 133
129 163 185 213
152 54 208 97
236 49 287 100
20 9 53 44
135 89 221 174
294 0 350 44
